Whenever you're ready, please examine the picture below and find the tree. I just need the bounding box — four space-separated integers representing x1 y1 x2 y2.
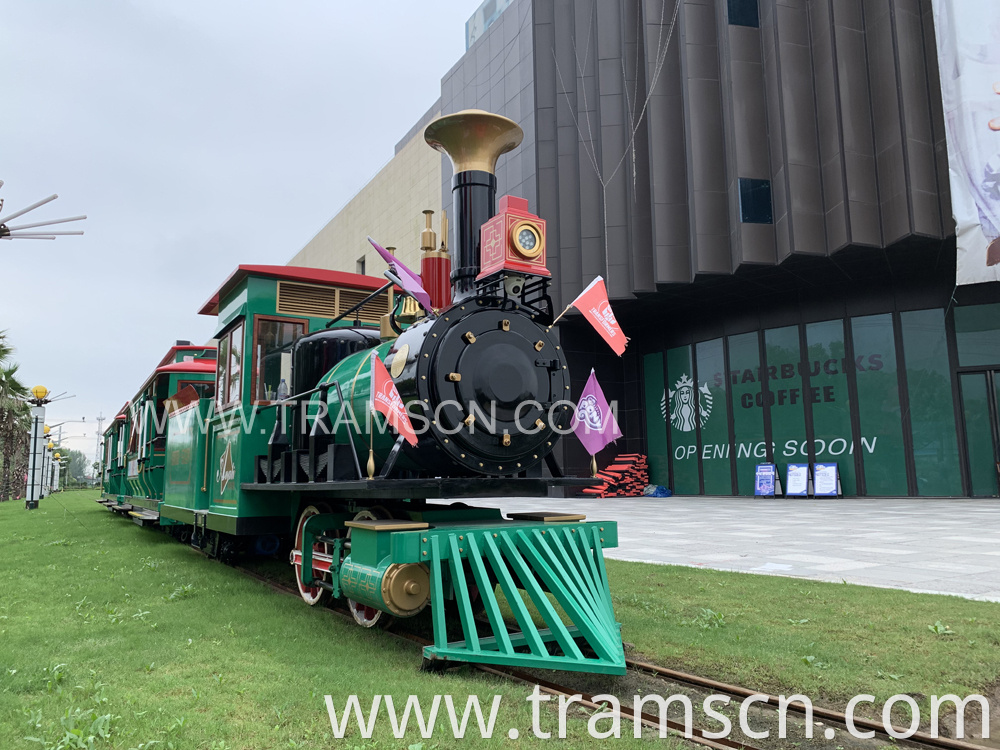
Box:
0 331 29 501
57 448 89 484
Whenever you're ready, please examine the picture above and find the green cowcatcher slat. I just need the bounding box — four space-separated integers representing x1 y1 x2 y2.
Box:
528 528 607 634
430 536 447 650
447 534 480 653
525 528 620 660
420 525 626 675
480 532 547 655
588 526 615 612
464 534 513 654
517 529 618 660
497 532 584 660
560 525 616 622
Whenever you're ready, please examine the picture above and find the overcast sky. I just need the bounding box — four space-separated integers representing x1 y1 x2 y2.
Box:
1 1 480 464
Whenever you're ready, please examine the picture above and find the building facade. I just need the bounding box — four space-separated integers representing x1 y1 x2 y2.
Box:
288 102 443 276
295 0 1000 497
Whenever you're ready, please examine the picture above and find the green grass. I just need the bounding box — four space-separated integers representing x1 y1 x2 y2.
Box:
4 492 997 747
0 492 661 750
608 559 1000 713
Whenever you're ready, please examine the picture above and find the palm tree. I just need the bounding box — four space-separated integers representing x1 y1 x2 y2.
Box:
0 332 30 501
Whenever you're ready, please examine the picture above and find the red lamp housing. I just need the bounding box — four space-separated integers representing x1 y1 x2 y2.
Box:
477 195 550 281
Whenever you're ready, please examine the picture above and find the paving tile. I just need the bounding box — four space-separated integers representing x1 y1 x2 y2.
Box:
487 496 1000 600
844 546 921 555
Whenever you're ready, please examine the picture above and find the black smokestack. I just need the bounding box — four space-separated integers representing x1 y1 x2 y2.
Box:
449 170 496 301
423 109 523 303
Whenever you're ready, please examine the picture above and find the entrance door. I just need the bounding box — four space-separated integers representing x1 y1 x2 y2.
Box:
959 371 1000 496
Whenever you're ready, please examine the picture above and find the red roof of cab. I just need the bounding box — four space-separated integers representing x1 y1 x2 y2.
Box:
155 359 216 375
156 345 217 369
198 265 387 316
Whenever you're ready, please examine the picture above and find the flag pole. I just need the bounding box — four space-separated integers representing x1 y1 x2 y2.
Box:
548 304 573 329
367 407 375 479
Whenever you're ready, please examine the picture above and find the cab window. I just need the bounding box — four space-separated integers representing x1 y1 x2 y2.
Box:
253 317 306 402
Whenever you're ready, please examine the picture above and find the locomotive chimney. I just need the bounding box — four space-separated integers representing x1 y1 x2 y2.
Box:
423 109 523 302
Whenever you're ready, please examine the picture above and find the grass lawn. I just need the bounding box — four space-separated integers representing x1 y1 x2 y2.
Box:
0 491 657 750
2 492 997 748
607 557 1000 715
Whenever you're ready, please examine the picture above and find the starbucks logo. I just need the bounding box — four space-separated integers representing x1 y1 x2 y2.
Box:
660 373 713 432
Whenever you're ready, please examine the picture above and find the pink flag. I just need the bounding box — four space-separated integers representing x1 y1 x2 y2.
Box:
573 369 622 456
370 352 418 446
568 277 628 355
368 236 434 312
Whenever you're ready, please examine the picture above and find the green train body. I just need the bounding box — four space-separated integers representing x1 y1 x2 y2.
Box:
98 110 625 675
101 343 217 517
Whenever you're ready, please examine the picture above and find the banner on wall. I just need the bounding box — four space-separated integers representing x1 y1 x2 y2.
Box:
931 0 1000 284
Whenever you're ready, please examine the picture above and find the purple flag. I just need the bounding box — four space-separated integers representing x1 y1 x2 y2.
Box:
368 236 434 312
573 369 622 456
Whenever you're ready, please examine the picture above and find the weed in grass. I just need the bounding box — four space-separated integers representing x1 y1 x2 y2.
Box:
44 539 74 547
24 705 116 750
144 663 155 674
163 584 194 602
683 608 727 629
787 618 809 625
928 620 954 636
43 664 68 694
876 670 901 681
800 655 830 669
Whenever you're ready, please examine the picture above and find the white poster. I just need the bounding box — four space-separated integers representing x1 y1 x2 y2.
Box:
814 463 839 497
932 0 1000 284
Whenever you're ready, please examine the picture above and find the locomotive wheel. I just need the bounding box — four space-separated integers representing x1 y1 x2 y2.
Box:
292 503 333 606
346 508 395 630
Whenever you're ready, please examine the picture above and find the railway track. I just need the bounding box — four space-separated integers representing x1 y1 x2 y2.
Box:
235 564 985 750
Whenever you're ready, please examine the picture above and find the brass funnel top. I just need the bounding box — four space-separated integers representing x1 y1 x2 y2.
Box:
424 109 523 175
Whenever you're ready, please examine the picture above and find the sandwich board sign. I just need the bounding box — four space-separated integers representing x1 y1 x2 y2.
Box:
785 463 810 497
754 463 777 497
813 463 840 497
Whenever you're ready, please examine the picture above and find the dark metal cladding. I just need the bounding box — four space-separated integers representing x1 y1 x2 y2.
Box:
449 169 496 302
291 327 381 397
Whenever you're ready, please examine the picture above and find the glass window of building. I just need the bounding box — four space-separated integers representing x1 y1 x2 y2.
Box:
955 303 1000 367
728 331 765 494
643 353 670 487
900 309 962 496
665 345 700 494
806 320 857 494
764 326 808 485
696 338 732 495
849 314 908 495
728 0 759 27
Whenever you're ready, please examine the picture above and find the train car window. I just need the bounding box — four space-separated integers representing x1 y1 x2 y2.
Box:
253 317 306 402
228 322 244 404
177 379 215 400
216 335 229 410
215 320 245 410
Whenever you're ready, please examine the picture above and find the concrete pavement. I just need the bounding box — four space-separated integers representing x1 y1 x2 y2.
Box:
489 496 1000 601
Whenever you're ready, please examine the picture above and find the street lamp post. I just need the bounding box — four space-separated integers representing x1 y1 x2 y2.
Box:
25 386 50 509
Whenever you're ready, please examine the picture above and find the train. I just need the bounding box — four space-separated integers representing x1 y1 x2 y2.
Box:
99 110 625 675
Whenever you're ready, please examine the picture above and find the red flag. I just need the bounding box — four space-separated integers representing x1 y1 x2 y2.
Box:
568 277 628 355
369 352 418 446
